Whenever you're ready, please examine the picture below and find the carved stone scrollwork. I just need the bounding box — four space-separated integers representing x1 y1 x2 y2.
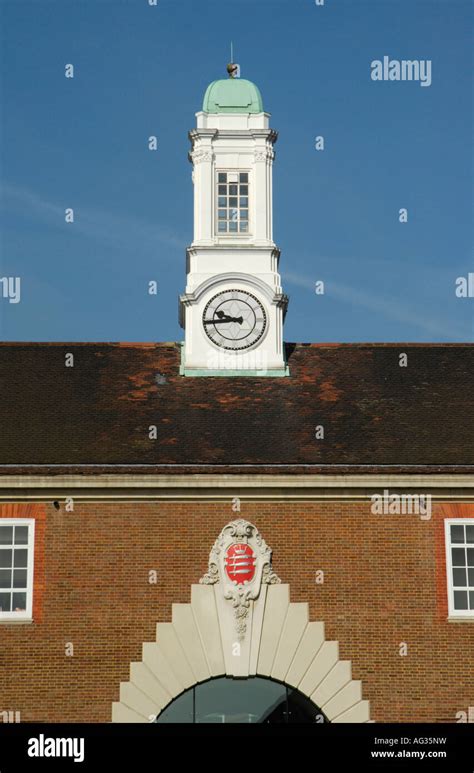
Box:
224 588 252 642
191 148 213 164
254 148 275 162
200 519 281 641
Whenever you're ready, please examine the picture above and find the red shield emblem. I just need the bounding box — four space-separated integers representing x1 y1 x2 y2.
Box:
225 543 256 585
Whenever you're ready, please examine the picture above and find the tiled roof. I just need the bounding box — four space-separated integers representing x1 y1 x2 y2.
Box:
0 342 472 472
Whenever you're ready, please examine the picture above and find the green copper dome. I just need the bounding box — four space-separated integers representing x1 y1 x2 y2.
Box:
202 78 264 114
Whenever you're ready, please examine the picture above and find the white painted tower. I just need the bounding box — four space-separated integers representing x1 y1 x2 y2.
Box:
179 65 288 376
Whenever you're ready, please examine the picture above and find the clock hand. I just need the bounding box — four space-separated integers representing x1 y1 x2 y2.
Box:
203 316 244 325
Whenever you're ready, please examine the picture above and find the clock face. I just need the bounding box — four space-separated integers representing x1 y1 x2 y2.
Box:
202 289 267 350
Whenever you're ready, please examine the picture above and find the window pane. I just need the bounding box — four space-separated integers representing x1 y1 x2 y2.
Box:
468 568 474 585
239 173 248 183
453 590 468 610
218 222 227 232
218 196 226 207
13 569 27 588
453 568 467 586
0 592 11 612
229 197 238 207
229 185 238 195
218 209 227 220
466 525 474 543
14 549 28 568
470 591 474 610
0 550 12 568
229 221 238 232
14 526 29 545
240 222 249 232
156 677 322 724
156 688 193 722
227 173 238 182
0 569 12 587
240 209 248 219
239 197 248 207
12 592 26 612
0 527 13 545
229 208 238 222
240 185 248 195
195 677 286 724
467 548 474 566
218 173 227 183
452 548 465 566
450 525 465 543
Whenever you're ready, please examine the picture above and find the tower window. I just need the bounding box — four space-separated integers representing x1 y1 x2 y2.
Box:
216 172 249 234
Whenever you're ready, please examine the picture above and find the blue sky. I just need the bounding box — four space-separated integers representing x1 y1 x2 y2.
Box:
0 0 472 342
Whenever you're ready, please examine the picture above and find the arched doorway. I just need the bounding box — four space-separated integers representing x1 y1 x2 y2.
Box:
156 676 329 724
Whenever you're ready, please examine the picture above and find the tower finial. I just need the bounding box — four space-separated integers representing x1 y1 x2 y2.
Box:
226 62 238 78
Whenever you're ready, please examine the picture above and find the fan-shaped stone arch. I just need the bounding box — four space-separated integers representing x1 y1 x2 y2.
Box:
111 582 371 723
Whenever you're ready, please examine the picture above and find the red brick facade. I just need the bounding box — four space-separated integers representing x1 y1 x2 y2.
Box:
1 501 473 723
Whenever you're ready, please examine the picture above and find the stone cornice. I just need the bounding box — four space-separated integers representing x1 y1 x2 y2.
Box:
0 473 472 502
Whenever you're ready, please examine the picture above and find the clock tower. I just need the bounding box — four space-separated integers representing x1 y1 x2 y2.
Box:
179 65 289 376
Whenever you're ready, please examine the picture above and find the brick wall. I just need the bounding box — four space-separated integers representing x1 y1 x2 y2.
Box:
0 501 473 723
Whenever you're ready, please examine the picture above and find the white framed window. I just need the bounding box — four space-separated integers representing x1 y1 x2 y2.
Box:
445 519 474 618
216 171 249 234
0 519 35 621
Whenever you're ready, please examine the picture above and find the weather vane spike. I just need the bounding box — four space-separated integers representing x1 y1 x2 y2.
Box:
227 42 239 78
